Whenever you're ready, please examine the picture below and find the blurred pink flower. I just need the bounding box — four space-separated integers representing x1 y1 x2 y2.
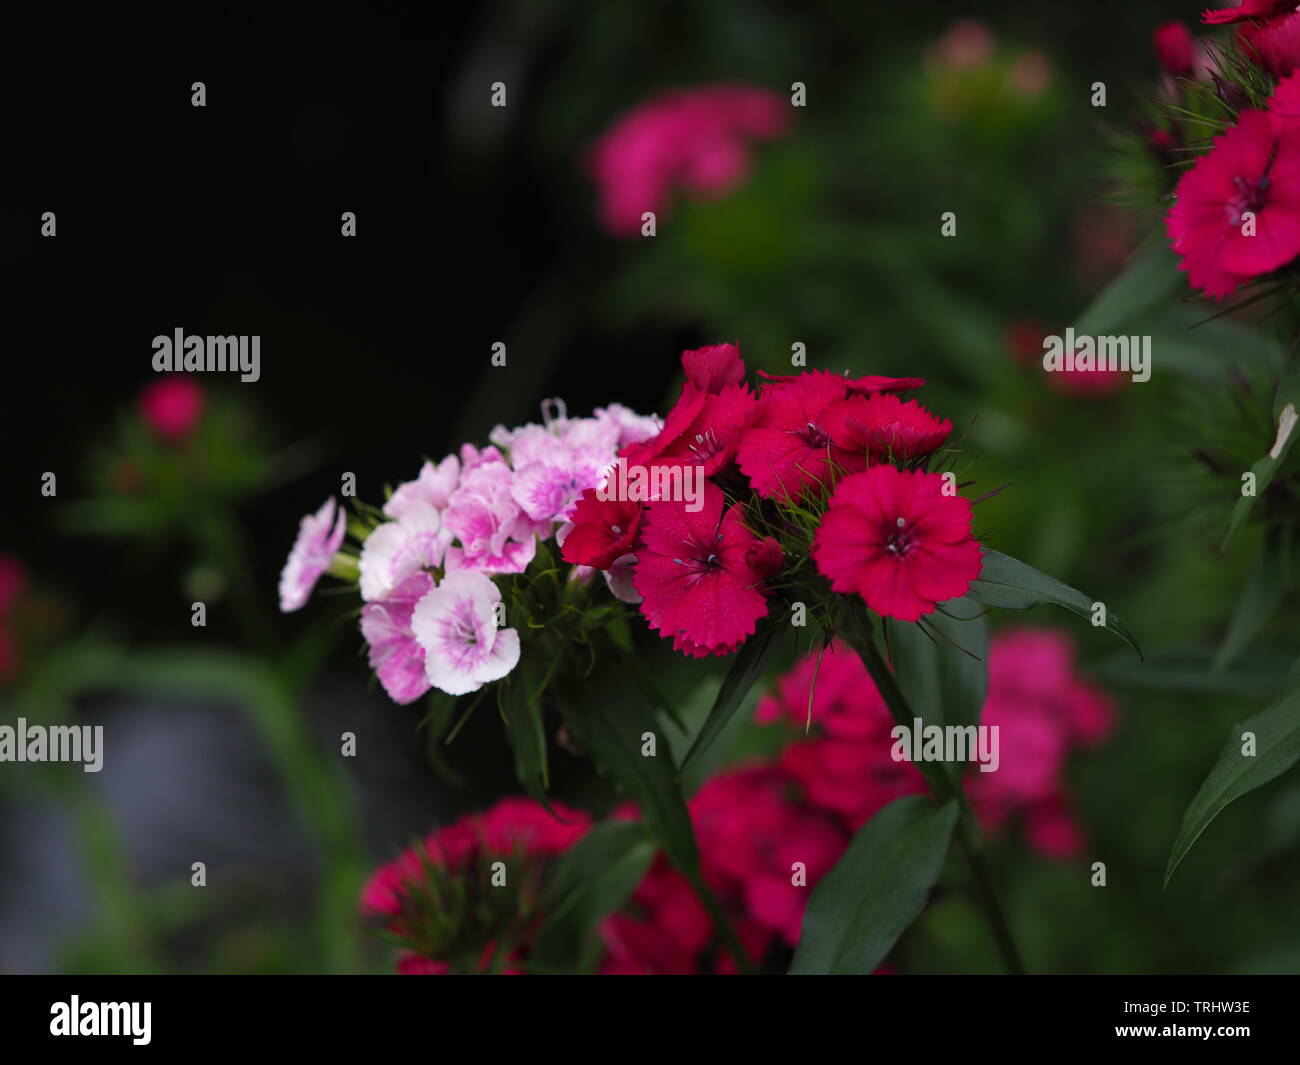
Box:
138 376 205 442
278 497 347 612
588 84 790 237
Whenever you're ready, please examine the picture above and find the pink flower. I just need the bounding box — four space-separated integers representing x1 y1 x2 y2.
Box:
588 84 790 237
1154 21 1196 77
756 640 882 740
690 765 848 945
559 488 642 570
812 465 983 622
628 382 758 478
823 392 952 462
778 735 928 831
359 572 435 705
633 481 771 658
410 570 520 695
442 462 538 575
594 403 663 446
737 370 867 502
384 455 460 521
138 376 205 442
0 554 27 683
1166 109 1300 299
1202 1 1293 26
278 498 347 612
358 506 449 602
511 443 607 525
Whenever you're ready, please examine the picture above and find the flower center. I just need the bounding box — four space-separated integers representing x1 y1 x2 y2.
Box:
794 421 830 449
672 532 726 578
885 516 915 557
1229 173 1270 224
687 429 724 462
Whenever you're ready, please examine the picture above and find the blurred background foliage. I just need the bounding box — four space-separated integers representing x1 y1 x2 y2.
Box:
3 0 1298 974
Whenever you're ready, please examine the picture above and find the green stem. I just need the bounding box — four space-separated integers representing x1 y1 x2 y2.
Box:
846 615 1026 976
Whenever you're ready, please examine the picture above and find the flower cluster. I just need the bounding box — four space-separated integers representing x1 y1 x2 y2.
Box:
360 797 591 975
278 400 659 703
280 343 984 704
756 628 1116 854
1162 10 1300 298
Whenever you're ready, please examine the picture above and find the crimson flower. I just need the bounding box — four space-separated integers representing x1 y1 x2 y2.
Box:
1154 22 1196 77
682 342 746 393
737 370 868 501
1166 109 1300 299
559 488 642 570
822 392 952 462
633 480 772 657
1202 1 1292 26
812 465 983 622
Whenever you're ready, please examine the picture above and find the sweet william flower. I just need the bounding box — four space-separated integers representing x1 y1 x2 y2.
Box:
359 572 435 705
442 461 538 575
1166 109 1300 299
278 497 348 612
633 480 771 658
410 570 521 695
812 465 983 622
823 392 952 462
737 370 868 502
559 488 642 570
682 342 746 393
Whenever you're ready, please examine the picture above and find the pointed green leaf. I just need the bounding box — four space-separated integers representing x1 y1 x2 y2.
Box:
968 549 1141 657
1073 236 1181 338
790 797 958 975
1165 685 1300 886
1213 530 1294 673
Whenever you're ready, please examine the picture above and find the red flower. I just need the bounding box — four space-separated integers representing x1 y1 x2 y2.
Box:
633 480 771 657
1240 13 1300 76
1166 110 1300 299
1202 1 1292 26
1154 21 1195 77
682 342 746 393
822 392 952 462
560 488 642 570
812 465 983 622
737 370 867 501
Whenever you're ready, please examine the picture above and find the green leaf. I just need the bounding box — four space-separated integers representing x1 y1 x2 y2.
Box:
968 549 1141 657
790 797 958 975
1090 645 1293 699
1213 530 1294 673
886 597 988 730
680 620 781 772
556 682 699 875
1165 685 1300 887
532 821 656 970
1073 236 1181 338
499 673 550 805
